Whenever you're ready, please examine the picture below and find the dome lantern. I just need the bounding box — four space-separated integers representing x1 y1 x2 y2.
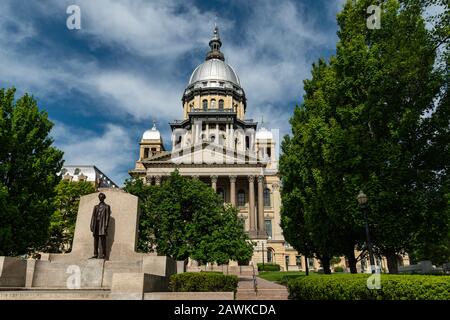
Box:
206 25 225 61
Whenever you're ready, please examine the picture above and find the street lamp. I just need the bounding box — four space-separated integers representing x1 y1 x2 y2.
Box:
357 190 376 274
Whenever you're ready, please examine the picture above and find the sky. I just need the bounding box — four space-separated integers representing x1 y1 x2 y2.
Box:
0 0 348 185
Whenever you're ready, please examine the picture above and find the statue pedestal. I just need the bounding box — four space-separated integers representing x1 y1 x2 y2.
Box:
0 190 176 299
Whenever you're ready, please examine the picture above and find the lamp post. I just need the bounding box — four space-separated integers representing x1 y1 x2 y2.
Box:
357 190 376 274
261 241 265 270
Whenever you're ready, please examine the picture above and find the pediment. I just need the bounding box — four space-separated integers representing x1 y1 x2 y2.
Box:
143 142 263 165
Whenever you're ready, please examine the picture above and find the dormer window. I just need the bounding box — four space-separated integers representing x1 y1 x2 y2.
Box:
202 99 208 110
219 99 224 110
211 99 216 109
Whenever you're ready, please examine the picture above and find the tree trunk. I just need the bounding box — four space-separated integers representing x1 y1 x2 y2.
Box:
386 250 399 274
321 257 331 274
304 256 309 276
345 250 358 274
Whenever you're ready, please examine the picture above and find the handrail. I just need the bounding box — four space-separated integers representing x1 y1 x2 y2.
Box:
252 264 258 295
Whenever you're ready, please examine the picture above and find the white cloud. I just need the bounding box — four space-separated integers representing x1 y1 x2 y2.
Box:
51 121 135 186
40 0 213 58
0 0 347 182
90 71 182 120
224 0 340 137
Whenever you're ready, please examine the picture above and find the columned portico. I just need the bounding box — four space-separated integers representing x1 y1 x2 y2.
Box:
211 175 218 191
248 175 257 237
257 175 266 238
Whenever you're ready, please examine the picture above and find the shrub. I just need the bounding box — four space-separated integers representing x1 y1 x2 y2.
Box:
333 266 344 273
257 263 281 271
288 274 450 300
169 272 238 292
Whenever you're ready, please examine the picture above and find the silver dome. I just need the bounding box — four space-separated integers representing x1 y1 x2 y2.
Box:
188 58 241 86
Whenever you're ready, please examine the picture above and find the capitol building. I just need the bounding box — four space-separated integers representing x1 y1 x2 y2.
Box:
129 26 308 270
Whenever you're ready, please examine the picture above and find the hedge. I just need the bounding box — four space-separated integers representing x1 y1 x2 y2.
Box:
258 263 281 271
288 274 450 300
169 272 238 292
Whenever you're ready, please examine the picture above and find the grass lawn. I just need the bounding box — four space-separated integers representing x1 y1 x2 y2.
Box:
258 271 314 285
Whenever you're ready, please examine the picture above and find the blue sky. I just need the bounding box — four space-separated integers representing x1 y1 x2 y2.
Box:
0 0 347 185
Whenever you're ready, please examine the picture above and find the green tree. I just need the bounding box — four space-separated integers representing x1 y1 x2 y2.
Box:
0 88 64 256
280 0 450 273
43 180 96 253
124 171 254 264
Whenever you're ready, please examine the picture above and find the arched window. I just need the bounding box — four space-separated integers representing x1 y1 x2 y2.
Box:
219 99 224 110
264 188 271 207
211 99 216 109
202 99 208 110
267 248 274 263
237 189 246 207
265 219 272 238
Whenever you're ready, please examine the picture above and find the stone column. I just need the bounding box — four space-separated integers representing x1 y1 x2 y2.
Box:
248 175 256 237
154 175 161 186
211 175 218 192
229 175 237 206
257 175 265 237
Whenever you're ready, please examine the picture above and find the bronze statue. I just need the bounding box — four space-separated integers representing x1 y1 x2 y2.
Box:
90 193 111 259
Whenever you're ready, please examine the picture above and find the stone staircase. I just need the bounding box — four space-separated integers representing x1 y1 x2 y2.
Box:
235 276 289 300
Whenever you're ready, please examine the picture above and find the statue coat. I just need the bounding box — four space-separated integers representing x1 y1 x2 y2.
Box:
90 202 111 236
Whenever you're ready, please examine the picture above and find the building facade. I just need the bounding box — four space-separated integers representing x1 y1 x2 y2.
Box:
129 26 305 269
61 165 120 190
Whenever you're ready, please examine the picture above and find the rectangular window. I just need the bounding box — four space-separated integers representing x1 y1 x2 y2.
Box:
264 219 272 239
237 191 246 207
296 255 302 268
308 258 314 268
285 255 290 267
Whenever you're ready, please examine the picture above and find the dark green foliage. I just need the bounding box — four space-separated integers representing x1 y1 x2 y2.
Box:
43 180 95 253
257 263 281 271
279 0 450 272
288 274 450 300
124 170 254 264
0 88 64 256
169 272 238 292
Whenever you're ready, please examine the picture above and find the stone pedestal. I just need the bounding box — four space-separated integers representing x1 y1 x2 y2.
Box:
0 189 178 297
0 257 26 287
67 190 140 261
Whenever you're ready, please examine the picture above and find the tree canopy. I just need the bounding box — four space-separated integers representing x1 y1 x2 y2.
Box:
0 88 64 256
280 0 450 273
43 180 96 253
124 171 254 264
